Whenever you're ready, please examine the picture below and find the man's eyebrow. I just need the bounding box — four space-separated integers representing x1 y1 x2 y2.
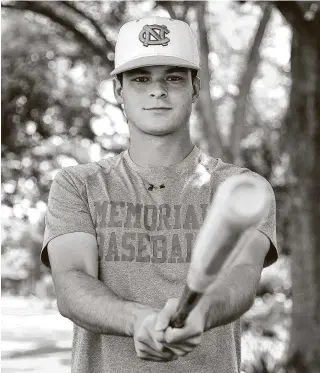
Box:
126 67 189 76
126 68 151 75
165 67 189 74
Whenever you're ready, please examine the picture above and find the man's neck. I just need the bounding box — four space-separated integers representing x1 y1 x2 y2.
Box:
128 126 194 168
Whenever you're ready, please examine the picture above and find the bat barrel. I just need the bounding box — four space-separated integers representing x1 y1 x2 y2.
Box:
217 174 270 227
187 174 270 293
170 174 271 329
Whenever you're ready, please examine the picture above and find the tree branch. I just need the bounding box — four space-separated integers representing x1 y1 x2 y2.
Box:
1 3 15 10
230 3 272 164
181 4 189 21
2 1 112 66
273 1 320 49
61 1 115 51
155 1 177 19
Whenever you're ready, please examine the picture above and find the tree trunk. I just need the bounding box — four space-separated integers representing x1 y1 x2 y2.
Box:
271 4 320 369
195 1 229 160
284 27 320 373
230 4 272 164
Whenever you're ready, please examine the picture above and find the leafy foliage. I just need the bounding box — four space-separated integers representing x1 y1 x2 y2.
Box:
2 0 294 284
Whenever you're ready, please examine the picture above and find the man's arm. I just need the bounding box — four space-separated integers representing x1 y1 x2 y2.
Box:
44 170 177 361
56 268 155 336
199 263 261 330
198 230 270 330
48 232 155 337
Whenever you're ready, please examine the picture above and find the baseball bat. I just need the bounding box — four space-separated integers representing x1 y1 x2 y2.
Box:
169 174 270 328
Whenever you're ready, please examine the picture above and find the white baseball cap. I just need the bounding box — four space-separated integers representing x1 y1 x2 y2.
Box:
110 16 200 76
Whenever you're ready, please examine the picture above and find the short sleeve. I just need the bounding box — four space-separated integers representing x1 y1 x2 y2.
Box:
40 169 96 269
256 178 278 268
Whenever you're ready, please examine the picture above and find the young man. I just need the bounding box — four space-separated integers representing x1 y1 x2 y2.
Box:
41 16 277 373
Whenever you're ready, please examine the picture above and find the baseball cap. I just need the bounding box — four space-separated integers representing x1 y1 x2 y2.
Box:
110 16 200 76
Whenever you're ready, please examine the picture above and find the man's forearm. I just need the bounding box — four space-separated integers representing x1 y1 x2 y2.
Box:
199 264 262 330
56 269 155 337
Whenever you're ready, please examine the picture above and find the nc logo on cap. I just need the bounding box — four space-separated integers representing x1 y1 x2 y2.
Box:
139 24 170 47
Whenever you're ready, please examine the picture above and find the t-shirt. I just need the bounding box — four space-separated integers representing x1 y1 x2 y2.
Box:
41 146 277 373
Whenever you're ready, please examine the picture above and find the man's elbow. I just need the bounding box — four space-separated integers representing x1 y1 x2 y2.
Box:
57 299 70 318
51 287 70 318
232 267 261 316
243 271 261 313
231 288 255 319
52 274 73 319
244 293 256 313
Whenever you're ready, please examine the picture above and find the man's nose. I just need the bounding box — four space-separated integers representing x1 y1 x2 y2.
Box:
149 81 168 98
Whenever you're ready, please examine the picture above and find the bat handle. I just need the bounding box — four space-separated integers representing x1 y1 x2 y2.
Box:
169 285 202 328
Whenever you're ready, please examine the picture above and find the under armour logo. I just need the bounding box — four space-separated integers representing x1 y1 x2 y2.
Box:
139 24 170 47
148 183 165 191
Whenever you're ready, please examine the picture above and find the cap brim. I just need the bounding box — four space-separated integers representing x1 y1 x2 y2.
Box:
110 55 200 76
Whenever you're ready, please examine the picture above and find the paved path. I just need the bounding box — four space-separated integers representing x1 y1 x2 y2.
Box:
1 295 288 372
1 296 73 373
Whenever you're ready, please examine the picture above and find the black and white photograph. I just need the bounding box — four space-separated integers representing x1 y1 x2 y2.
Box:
1 1 320 373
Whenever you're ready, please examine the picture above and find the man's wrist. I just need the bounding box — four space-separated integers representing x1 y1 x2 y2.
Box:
197 296 212 330
126 303 159 336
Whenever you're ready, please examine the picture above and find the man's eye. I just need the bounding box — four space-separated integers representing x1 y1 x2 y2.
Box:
167 76 183 82
132 77 148 82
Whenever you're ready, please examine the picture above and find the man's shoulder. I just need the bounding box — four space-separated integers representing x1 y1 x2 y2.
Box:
199 150 251 182
213 158 250 180
200 152 272 195
54 152 123 189
56 151 125 183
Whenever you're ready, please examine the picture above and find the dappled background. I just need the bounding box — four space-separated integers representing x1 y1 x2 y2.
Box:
2 1 320 373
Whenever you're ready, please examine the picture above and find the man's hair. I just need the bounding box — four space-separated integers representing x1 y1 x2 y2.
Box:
116 69 198 87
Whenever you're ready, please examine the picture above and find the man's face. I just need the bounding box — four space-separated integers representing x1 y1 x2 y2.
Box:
114 65 199 136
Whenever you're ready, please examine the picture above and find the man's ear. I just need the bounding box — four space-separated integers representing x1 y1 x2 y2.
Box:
113 77 123 104
192 76 200 103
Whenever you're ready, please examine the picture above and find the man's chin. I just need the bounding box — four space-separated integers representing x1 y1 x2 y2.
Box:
129 120 183 137
141 122 182 136
144 127 178 136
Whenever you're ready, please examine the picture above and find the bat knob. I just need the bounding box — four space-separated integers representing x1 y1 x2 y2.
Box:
169 310 187 328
